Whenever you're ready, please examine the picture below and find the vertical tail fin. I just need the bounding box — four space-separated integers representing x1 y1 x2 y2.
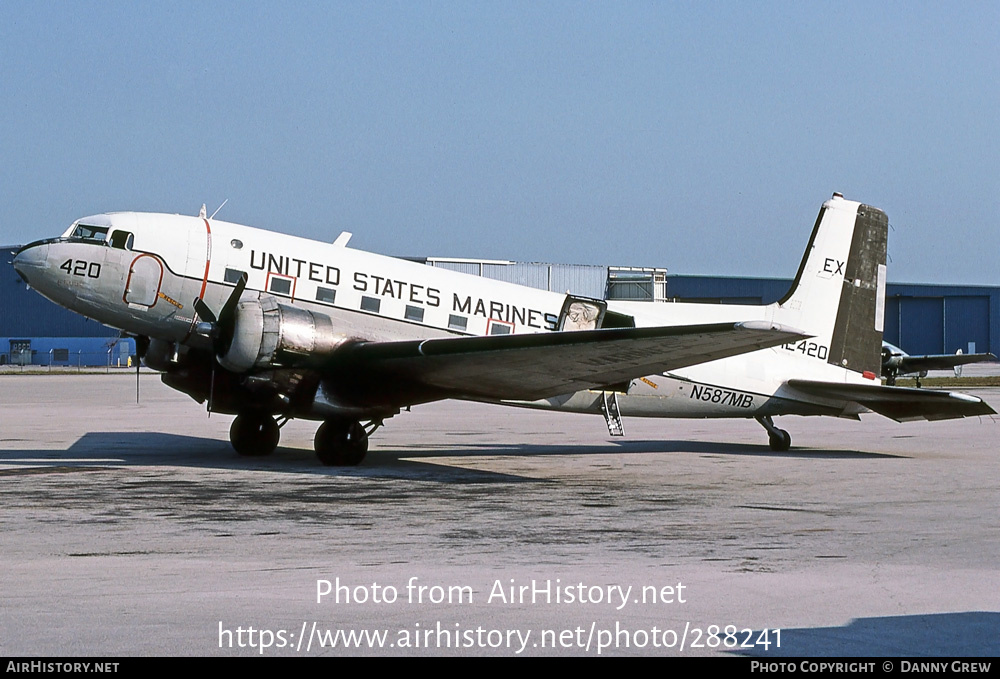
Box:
773 194 888 376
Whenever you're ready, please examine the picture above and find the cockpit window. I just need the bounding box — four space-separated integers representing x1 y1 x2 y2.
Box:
70 224 109 242
110 230 134 250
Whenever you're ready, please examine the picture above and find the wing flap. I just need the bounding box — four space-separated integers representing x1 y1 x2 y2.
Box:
786 379 996 422
329 322 807 405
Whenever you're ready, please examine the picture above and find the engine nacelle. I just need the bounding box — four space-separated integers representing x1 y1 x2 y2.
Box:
219 294 351 373
143 337 176 372
144 337 197 372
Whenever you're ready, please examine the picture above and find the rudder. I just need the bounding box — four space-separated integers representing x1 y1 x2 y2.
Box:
826 203 887 376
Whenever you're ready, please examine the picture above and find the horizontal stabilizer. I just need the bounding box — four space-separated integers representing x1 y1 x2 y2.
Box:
328 322 808 405
786 379 996 422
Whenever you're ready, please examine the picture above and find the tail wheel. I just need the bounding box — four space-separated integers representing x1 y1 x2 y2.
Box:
757 415 792 452
315 419 369 466
230 413 280 457
768 429 792 452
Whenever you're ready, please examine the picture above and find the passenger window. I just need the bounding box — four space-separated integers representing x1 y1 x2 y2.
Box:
268 276 293 296
404 305 424 322
360 296 381 313
316 287 336 304
224 268 246 284
448 315 468 331
489 320 513 335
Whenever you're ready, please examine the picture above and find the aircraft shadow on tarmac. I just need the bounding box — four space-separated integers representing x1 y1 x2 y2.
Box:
395 439 904 460
0 431 902 484
731 611 1000 657
0 432 541 484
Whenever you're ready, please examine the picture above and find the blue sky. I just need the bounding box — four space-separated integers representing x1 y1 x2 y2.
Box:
2 2 997 284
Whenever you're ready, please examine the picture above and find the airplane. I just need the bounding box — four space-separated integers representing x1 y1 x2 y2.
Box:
11 193 994 464
881 341 996 386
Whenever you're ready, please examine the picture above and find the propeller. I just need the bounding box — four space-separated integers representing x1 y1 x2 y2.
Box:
192 272 248 414
193 272 248 357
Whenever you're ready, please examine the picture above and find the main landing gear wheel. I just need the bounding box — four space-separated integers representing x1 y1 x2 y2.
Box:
230 413 280 457
755 415 792 452
315 419 369 466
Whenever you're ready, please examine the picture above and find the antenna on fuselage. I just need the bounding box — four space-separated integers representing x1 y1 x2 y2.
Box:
209 199 229 220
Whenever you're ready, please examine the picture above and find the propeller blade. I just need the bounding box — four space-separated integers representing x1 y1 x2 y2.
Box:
219 272 248 321
193 297 217 324
192 273 249 354
216 273 248 354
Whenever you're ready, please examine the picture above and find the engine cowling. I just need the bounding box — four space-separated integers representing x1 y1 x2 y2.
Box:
219 294 352 372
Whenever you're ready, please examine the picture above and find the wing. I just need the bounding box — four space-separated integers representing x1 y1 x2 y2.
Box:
786 379 996 422
322 321 807 407
894 353 996 375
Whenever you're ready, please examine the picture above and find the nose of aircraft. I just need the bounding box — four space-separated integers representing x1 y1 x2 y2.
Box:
12 242 49 285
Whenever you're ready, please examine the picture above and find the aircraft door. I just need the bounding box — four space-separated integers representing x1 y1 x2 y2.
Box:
124 254 164 307
557 295 606 331
558 295 635 395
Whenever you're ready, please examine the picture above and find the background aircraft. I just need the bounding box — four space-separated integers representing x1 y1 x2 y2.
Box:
881 342 996 386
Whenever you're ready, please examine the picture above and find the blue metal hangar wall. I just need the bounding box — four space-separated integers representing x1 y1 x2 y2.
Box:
1 246 133 366
664 276 999 357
